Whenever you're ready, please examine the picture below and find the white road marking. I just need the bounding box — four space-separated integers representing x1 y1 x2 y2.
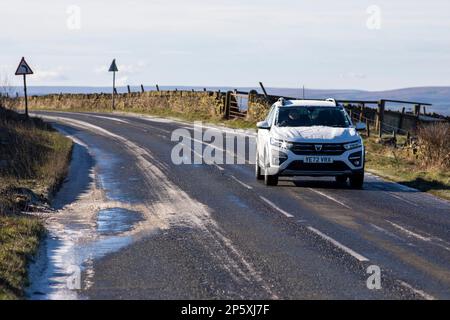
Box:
386 192 419 207
386 221 431 242
156 134 168 139
181 125 257 138
307 226 370 262
136 122 172 134
370 224 407 242
89 115 130 124
259 196 294 218
191 145 225 172
230 175 253 190
187 135 250 165
307 188 352 209
396 280 435 300
386 220 450 252
112 115 172 133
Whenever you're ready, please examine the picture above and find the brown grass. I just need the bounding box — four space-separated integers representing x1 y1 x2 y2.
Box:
364 134 450 200
0 107 72 299
416 122 450 170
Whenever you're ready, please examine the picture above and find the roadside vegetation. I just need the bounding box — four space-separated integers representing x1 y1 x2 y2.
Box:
364 123 450 200
0 107 72 300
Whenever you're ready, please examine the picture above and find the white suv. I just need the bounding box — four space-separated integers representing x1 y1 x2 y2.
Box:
255 98 366 188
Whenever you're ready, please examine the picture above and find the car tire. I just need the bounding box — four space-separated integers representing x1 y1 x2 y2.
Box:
263 149 278 186
335 175 348 184
255 152 263 180
349 172 364 189
264 173 279 186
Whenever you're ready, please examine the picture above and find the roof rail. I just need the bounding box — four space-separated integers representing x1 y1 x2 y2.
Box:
326 98 337 105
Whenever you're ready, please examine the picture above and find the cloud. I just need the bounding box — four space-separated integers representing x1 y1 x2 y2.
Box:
116 76 128 86
159 50 193 56
1 0 449 89
339 72 367 80
33 66 69 82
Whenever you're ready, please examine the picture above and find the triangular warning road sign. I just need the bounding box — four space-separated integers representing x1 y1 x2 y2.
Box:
15 57 34 75
109 59 118 72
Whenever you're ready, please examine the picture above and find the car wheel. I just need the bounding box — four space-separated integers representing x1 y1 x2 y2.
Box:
255 152 263 180
264 173 279 186
263 149 278 186
335 175 348 184
349 172 364 189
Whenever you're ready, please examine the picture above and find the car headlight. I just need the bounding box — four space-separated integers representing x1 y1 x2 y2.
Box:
344 140 362 150
270 137 293 150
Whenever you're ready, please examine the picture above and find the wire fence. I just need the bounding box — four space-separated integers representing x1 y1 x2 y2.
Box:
347 110 413 147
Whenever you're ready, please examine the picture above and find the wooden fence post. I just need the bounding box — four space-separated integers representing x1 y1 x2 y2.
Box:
156 84 160 92
414 104 421 132
366 119 370 137
359 104 365 122
377 100 385 138
259 82 268 98
414 104 421 116
224 91 231 119
127 85 131 94
398 107 405 134
141 85 145 93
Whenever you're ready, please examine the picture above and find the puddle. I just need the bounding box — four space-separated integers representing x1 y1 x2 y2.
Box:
93 147 142 204
27 226 134 300
97 208 143 235
27 137 149 300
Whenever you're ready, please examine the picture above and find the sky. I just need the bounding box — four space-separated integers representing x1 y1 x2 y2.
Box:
0 0 449 90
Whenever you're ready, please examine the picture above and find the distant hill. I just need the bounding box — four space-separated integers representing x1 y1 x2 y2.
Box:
7 85 450 116
260 87 450 116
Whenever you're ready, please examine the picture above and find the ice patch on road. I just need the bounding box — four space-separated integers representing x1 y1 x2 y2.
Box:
27 135 161 300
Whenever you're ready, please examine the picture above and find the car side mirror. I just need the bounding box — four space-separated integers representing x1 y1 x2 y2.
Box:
355 122 367 131
257 121 271 130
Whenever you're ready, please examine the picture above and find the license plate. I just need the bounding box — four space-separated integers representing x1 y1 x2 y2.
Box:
304 156 334 164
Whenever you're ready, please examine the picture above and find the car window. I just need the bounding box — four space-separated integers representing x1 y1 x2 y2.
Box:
276 106 350 128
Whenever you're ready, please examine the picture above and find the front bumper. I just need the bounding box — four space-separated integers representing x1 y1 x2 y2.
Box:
266 146 365 177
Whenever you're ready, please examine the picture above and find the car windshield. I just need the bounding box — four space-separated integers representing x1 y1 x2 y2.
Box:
276 106 351 128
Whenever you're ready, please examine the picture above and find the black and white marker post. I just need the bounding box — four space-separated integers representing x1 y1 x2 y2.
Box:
15 57 34 119
109 59 119 110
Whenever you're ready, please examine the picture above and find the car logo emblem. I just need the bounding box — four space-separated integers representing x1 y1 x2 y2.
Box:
315 145 323 151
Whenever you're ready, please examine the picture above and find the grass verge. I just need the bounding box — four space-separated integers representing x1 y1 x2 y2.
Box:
364 136 450 201
0 216 45 300
0 107 73 300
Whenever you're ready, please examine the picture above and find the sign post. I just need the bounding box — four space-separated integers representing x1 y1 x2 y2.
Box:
15 57 34 118
109 59 119 110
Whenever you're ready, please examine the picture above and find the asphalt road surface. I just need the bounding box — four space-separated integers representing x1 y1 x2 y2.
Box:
27 111 450 300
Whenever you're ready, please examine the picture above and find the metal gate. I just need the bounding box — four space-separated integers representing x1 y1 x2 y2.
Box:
225 91 248 119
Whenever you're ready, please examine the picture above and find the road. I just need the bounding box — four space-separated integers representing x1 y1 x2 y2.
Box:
27 111 450 300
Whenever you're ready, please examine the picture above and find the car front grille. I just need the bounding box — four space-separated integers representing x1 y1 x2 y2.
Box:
291 143 346 156
285 160 351 172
